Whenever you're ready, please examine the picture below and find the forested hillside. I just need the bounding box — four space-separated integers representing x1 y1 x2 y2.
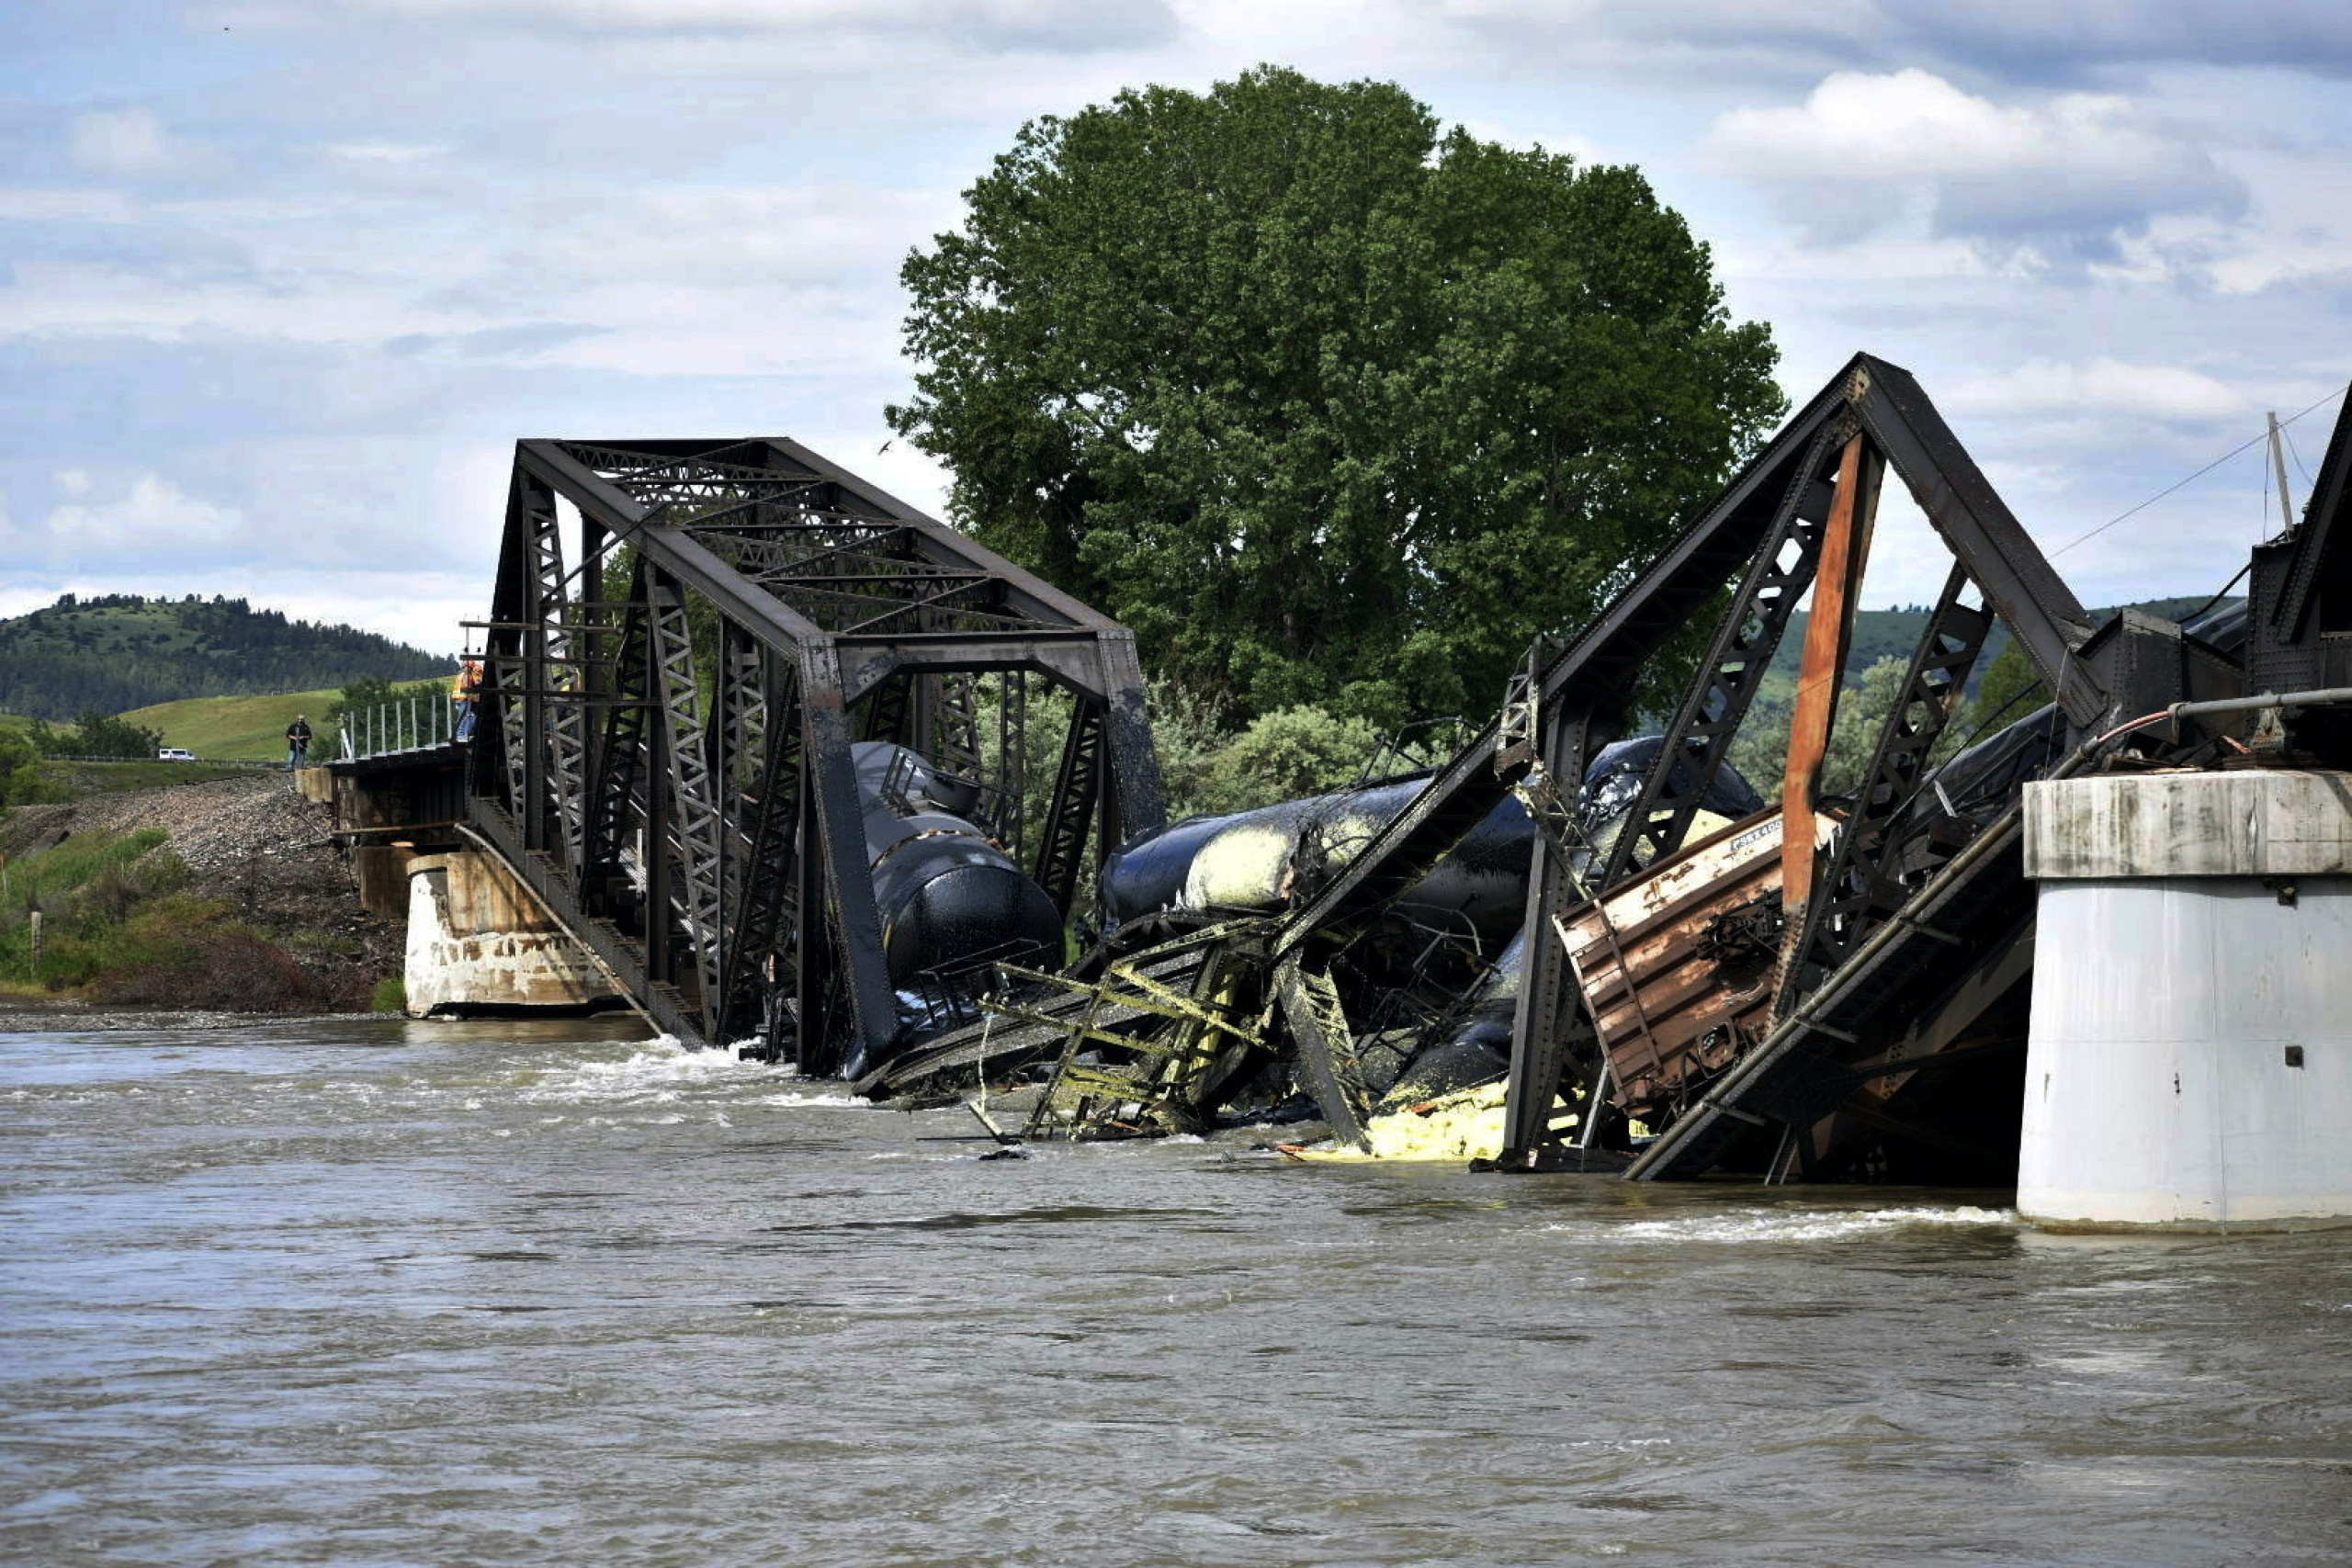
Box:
0 594 448 720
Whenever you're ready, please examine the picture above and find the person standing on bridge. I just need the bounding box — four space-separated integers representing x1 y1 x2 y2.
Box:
452 659 483 741
285 715 312 769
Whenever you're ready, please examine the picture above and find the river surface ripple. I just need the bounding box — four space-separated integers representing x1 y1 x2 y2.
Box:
3 1021 2348 1566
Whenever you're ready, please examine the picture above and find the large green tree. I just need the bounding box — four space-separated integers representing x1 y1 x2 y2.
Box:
890 65 1785 727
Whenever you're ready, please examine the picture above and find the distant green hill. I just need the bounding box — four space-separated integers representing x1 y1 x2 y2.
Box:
1760 595 2237 705
0 593 448 721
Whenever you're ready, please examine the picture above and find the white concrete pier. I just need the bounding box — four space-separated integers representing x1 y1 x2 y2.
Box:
2019 769 2352 1230
404 850 621 1018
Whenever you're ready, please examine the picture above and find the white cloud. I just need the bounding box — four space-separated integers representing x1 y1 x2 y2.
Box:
1947 356 2247 426
53 469 93 496
337 0 1174 49
513 183 952 291
1703 70 2244 254
0 175 942 381
1882 2 2352 80
2209 241 2352 297
1715 233 1997 286
69 107 199 179
326 141 451 163
0 188 141 223
1443 2 2352 82
45 475 251 555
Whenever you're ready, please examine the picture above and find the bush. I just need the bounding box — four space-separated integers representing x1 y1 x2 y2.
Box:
0 832 328 1010
1144 685 1386 820
1192 705 1384 818
25 711 164 760
0 728 67 809
1147 680 1238 822
90 919 334 1012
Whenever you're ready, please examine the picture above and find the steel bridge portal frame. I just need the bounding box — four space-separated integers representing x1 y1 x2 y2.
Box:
468 436 1166 1077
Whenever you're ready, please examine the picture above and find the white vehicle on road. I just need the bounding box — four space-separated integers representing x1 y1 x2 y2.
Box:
156 747 196 761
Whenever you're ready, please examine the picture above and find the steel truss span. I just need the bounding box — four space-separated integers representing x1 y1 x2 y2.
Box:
467 435 1165 1077
1265 354 2246 1179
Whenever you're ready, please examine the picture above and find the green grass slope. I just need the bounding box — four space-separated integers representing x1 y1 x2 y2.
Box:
119 688 345 761
37 760 254 795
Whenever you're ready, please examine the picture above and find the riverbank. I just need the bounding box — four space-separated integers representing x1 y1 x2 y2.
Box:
0 998 409 1032
0 772 403 1014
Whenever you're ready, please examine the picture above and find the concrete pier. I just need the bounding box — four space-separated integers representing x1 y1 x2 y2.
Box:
404 850 622 1018
2019 769 2352 1230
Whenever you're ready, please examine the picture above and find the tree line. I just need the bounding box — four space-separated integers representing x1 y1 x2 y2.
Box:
0 593 448 721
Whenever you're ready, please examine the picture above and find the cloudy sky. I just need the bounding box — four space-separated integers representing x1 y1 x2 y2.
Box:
3 1 2347 655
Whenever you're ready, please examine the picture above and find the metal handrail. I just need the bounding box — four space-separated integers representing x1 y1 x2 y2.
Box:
335 693 464 761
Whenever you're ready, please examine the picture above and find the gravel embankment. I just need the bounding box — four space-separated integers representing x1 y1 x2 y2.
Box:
12 773 331 871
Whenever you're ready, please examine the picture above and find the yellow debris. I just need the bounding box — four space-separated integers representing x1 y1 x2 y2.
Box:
1283 1080 1577 1163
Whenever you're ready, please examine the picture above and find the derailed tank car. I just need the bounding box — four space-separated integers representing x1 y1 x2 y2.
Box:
848 740 1069 1049
859 735 1767 1134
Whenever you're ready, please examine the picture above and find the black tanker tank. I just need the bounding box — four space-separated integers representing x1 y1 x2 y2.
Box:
1102 778 1535 944
849 741 1065 1016
1101 735 1766 941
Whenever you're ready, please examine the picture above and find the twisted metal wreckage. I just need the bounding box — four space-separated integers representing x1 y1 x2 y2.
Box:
458 352 2347 1182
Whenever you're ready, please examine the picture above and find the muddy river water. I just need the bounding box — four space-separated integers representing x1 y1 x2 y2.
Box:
3 1019 2348 1565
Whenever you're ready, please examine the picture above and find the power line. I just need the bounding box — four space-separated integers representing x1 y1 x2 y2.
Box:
2047 384 2346 559
2283 423 2314 487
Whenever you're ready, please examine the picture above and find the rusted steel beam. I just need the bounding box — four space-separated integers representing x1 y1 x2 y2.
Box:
1779 562 1992 1013
1777 431 1879 926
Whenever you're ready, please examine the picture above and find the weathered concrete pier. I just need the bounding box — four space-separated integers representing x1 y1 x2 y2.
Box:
2020 767 2352 1229
401 849 621 1017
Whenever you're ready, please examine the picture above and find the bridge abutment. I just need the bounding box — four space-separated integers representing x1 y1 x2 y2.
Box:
403 849 623 1019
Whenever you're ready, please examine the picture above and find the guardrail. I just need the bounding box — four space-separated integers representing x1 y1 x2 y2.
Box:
338 694 463 761
40 753 284 769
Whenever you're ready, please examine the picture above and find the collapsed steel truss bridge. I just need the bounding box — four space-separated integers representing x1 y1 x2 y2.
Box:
464 435 1165 1076
1265 354 2245 1179
408 352 2320 1185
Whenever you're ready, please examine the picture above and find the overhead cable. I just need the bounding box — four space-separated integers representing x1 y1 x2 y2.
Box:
2047 384 2346 559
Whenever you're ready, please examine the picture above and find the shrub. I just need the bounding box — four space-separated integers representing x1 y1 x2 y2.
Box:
1192 705 1385 818
89 918 333 1012
25 711 164 760
0 833 327 1010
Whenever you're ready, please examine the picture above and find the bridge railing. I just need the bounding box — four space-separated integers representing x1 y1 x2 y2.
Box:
337 694 461 761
